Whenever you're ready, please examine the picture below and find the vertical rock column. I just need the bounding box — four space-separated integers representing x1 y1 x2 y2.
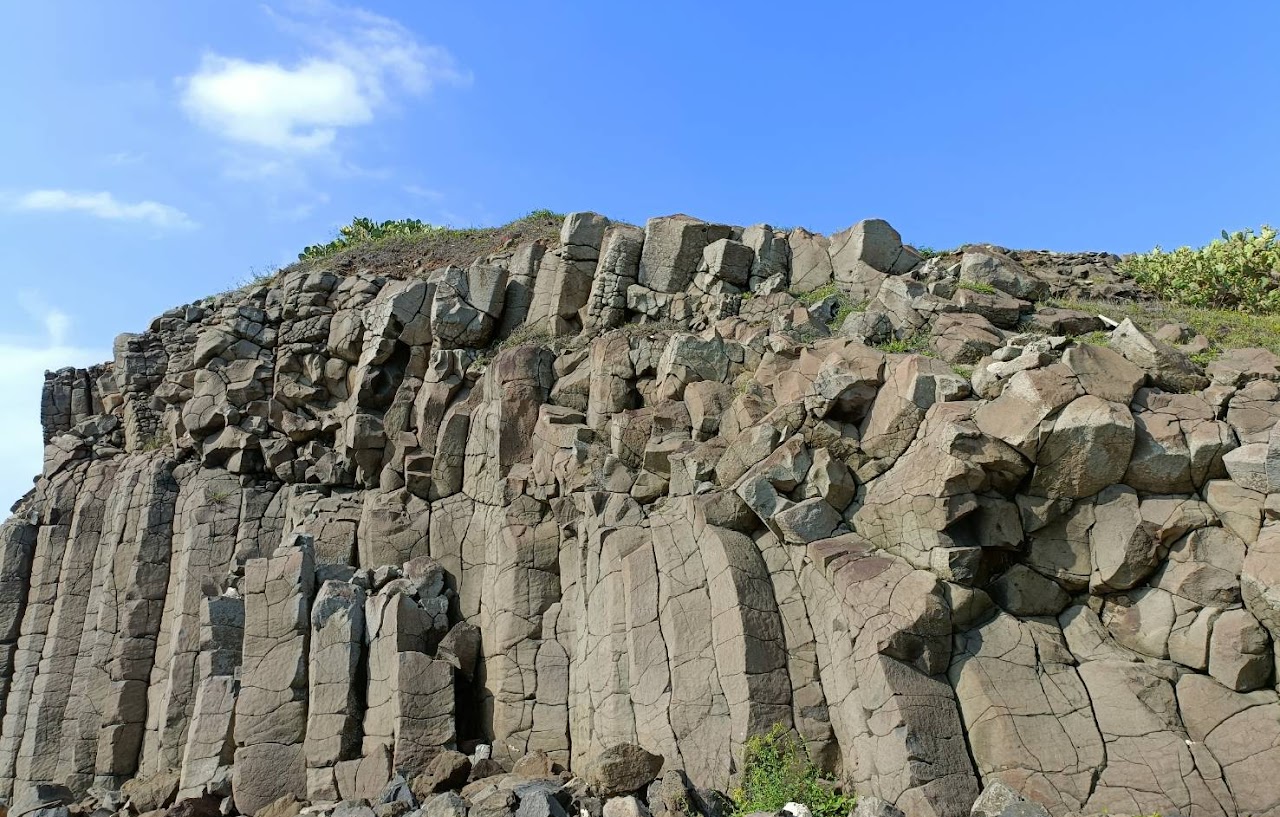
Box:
0 472 81 799
0 516 37 725
177 595 244 800
93 457 179 786
144 474 255 777
304 580 365 801
232 537 314 815
17 460 117 790
362 579 455 780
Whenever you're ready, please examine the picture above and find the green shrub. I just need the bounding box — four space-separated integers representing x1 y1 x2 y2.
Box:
730 725 853 817
1122 226 1280 313
300 217 444 261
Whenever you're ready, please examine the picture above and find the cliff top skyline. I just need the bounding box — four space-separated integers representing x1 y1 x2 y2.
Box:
2 0 1277 506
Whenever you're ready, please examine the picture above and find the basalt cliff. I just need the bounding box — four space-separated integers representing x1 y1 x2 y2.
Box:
5 213 1280 817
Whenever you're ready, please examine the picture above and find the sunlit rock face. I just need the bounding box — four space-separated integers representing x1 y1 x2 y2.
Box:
3 212 1277 817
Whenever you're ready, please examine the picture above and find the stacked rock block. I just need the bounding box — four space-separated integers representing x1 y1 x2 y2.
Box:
1 209 1279 816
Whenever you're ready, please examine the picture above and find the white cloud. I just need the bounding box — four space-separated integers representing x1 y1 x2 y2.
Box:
0 296 104 511
179 2 469 154
14 189 195 229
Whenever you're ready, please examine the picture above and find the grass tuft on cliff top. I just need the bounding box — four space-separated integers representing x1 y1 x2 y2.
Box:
282 209 565 280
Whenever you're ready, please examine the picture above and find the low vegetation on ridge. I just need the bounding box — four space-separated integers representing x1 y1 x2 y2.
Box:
284 210 565 279
1122 225 1280 313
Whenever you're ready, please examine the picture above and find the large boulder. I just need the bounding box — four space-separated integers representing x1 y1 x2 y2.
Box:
583 744 664 796
1028 395 1135 498
1109 319 1209 393
959 249 1048 301
830 219 920 302
639 215 733 293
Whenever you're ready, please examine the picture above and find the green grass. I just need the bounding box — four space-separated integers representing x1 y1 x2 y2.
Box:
297 210 565 262
208 489 234 507
956 280 997 295
730 725 852 817
282 209 566 278
793 283 841 306
137 433 169 453
1076 329 1113 347
791 283 862 328
471 323 555 369
874 331 932 356
1048 297 1280 361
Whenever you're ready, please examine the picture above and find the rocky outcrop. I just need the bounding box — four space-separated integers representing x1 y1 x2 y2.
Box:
2 212 1278 817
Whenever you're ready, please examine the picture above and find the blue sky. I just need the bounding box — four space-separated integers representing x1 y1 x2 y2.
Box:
1 1 1276 507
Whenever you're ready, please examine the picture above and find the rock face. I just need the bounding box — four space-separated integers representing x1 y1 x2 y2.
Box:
0 211 1274 817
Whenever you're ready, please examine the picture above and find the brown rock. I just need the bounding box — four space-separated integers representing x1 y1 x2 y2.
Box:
123 770 180 814
412 750 473 796
584 744 664 796
253 796 303 817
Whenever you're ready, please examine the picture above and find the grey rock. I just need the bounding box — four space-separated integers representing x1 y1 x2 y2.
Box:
583 744 663 796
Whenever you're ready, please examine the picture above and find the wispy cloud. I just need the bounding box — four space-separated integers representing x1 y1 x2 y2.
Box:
105 151 147 166
13 189 195 229
178 1 469 156
403 184 444 201
0 293 104 510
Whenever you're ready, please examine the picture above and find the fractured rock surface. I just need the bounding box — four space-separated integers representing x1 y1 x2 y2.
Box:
2 211 1278 817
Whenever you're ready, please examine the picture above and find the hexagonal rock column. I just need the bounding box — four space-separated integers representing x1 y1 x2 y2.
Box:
232 538 315 815
528 212 611 336
304 580 366 801
362 582 455 779
0 516 36 727
800 535 977 817
638 215 733 294
92 457 179 787
177 596 244 800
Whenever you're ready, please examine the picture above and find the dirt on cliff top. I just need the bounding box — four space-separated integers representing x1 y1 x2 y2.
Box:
278 210 566 281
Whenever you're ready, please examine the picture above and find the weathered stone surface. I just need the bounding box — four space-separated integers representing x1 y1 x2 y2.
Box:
9 208 1280 817
959 249 1047 301
1207 608 1273 692
1061 343 1145 404
1110 319 1209 393
639 216 733 294
122 769 180 812
951 614 1104 814
929 314 1002 365
1243 523 1280 642
582 744 663 796
989 565 1069 616
410 750 471 798
1028 395 1134 499
830 219 920 302
786 229 832 293
969 782 1022 817
233 542 314 815
1177 674 1280 816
